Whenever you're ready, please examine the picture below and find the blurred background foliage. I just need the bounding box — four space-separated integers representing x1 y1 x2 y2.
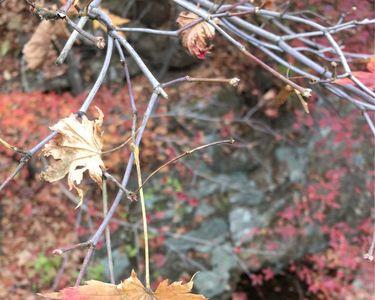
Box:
0 0 374 299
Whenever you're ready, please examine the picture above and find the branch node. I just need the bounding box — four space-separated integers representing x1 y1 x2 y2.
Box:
75 111 87 119
56 10 66 19
363 253 374 261
154 85 168 99
21 151 32 163
87 240 95 249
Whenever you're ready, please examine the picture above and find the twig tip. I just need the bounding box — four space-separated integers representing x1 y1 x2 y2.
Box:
363 253 374 261
302 88 312 98
52 249 64 256
96 37 106 49
230 77 240 87
157 87 168 99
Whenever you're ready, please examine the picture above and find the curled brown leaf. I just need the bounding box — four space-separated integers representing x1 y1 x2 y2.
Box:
176 12 216 59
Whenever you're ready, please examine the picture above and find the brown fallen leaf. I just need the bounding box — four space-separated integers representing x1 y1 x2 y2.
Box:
23 20 68 70
93 8 130 32
176 11 216 59
39 270 206 300
72 0 93 11
41 107 105 207
274 85 294 108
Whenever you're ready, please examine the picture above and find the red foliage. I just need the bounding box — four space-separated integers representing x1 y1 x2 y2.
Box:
335 59 375 89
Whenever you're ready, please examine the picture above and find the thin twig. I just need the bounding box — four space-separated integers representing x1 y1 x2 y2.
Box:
52 241 93 255
0 158 30 192
65 15 105 49
75 246 95 286
364 228 375 262
363 111 375 137
79 36 114 112
56 16 89 64
58 0 75 15
0 137 27 155
115 39 138 141
162 76 240 88
102 171 133 200
51 254 68 291
102 130 141 154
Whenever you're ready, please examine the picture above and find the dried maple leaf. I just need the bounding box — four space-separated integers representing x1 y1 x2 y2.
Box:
23 20 68 70
39 270 206 300
153 277 206 300
176 11 216 59
41 107 105 207
335 58 375 89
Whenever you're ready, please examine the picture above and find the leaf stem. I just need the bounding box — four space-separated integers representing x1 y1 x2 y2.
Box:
0 137 27 154
102 178 115 284
133 138 235 194
101 128 141 154
133 144 150 289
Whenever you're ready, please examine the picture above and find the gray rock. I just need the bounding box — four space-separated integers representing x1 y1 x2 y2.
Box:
102 249 130 283
229 189 264 206
196 203 216 217
194 271 228 298
275 147 307 183
229 207 255 245
166 218 228 252
211 243 237 274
